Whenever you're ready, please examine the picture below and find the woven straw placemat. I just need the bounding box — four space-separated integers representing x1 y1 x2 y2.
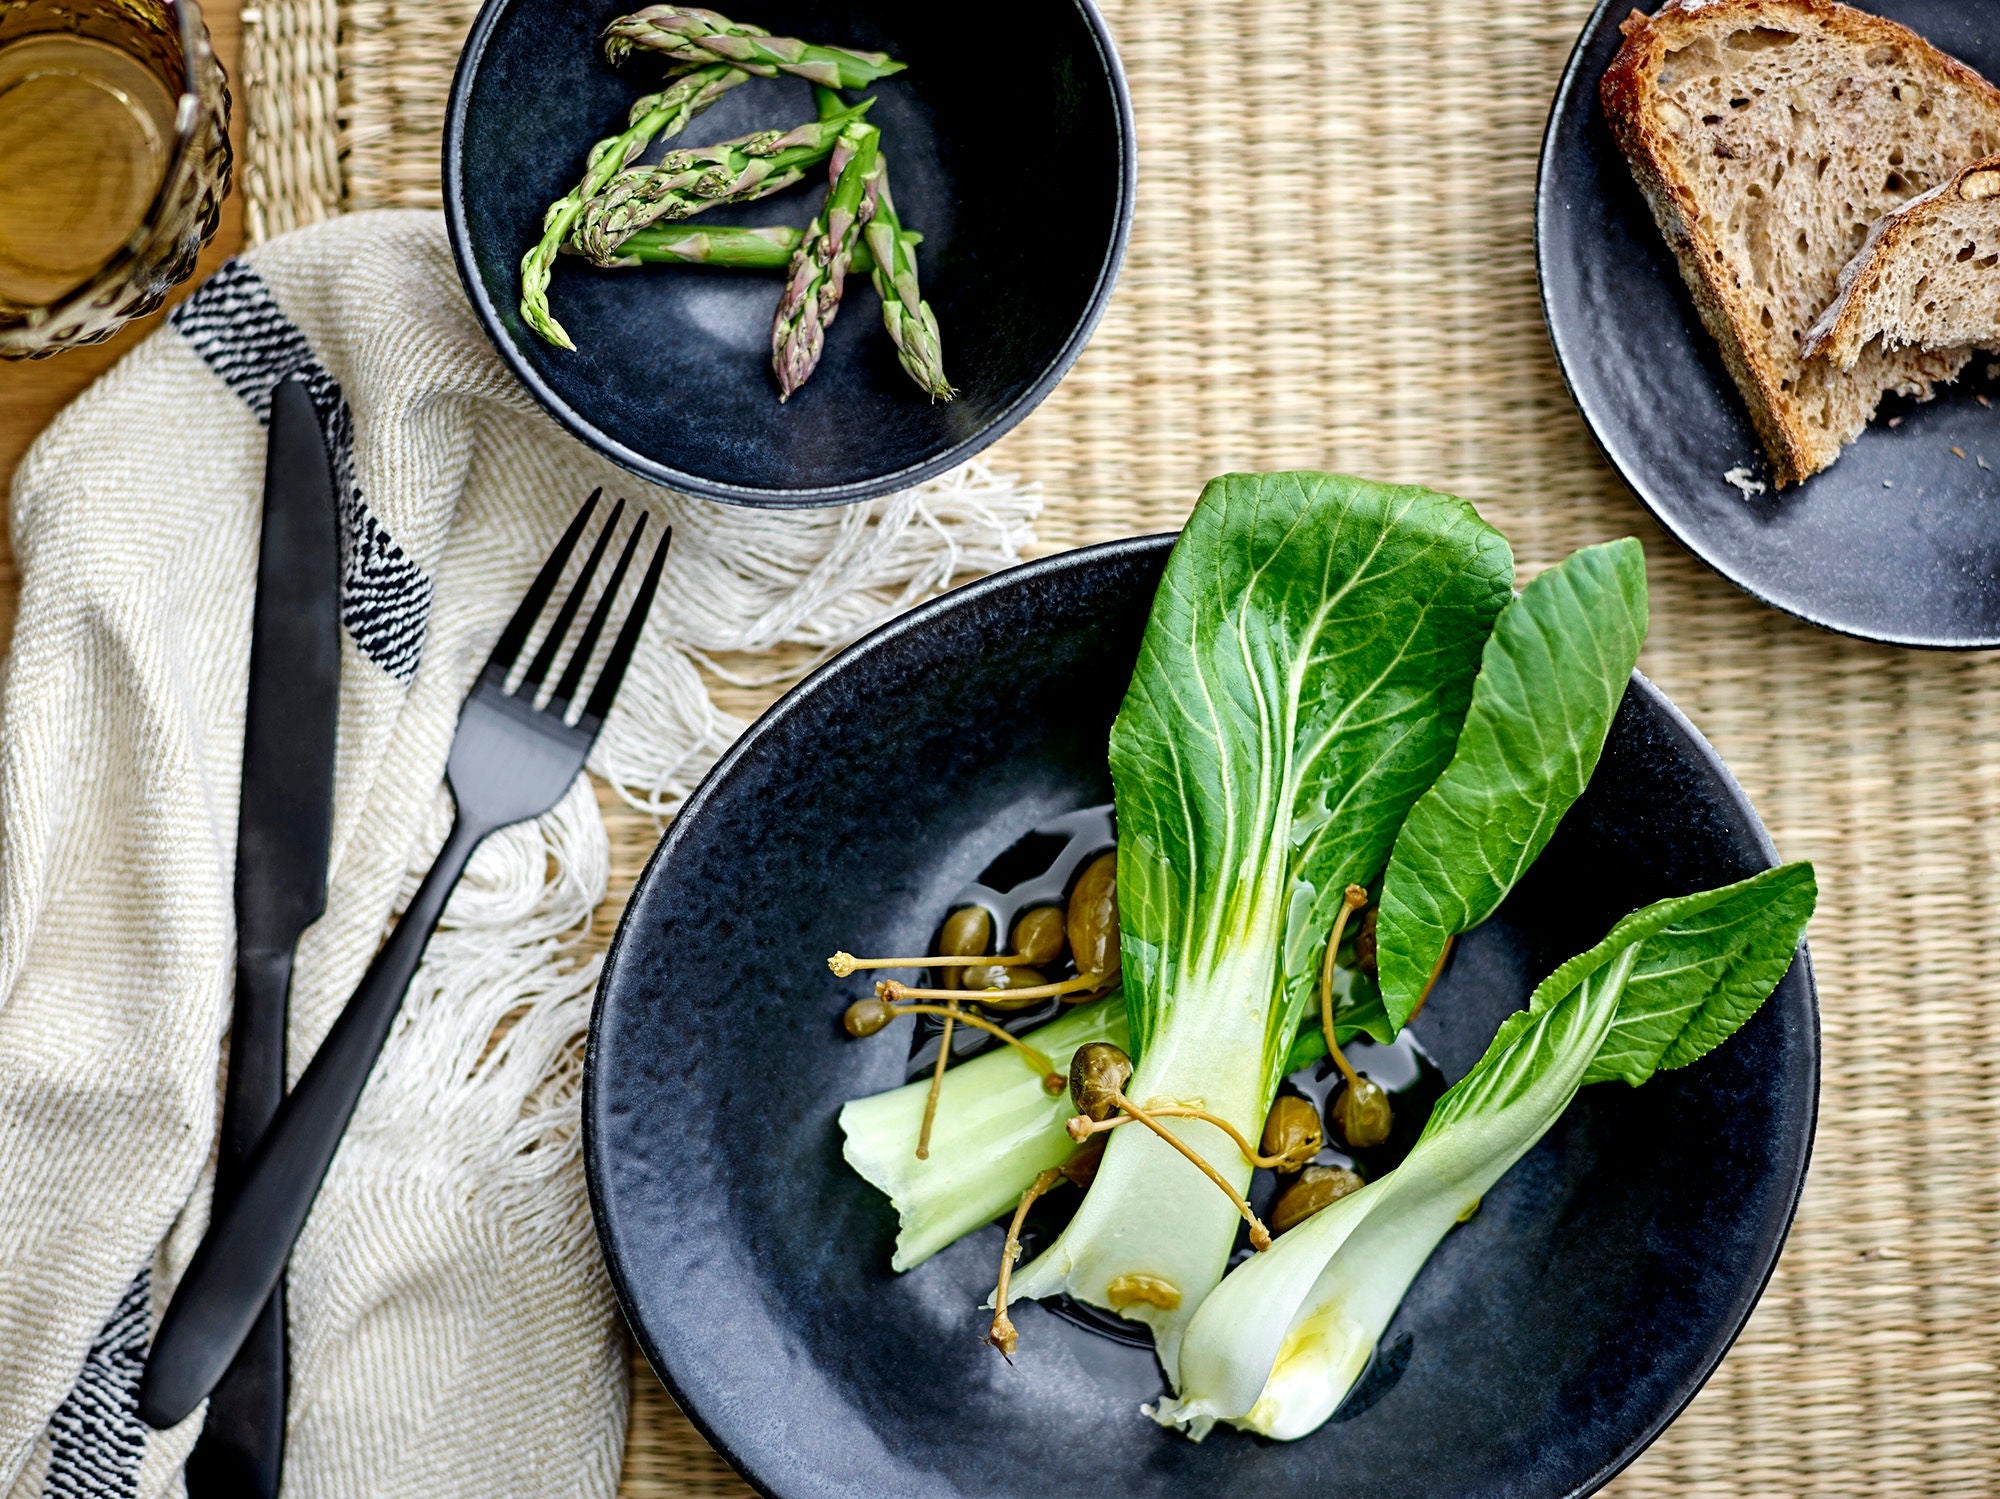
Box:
237 0 2000 1492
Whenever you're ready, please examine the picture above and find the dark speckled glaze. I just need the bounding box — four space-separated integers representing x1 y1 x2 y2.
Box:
443 0 1134 508
585 535 1819 1499
1539 0 2000 648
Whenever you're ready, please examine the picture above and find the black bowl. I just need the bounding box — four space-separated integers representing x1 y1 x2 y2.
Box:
585 536 1819 1499
444 0 1133 507
1539 0 2000 647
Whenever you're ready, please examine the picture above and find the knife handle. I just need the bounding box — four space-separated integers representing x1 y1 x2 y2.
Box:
140 815 488 1430
184 950 295 1497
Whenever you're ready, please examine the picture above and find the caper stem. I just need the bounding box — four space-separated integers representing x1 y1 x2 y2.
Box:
916 1002 958 1160
828 951 1040 977
881 972 1106 1004
1107 1090 1272 1252
988 1165 1066 1358
883 1002 1062 1090
1317 885 1371 1089
1068 1103 1295 1171
1408 933 1456 1022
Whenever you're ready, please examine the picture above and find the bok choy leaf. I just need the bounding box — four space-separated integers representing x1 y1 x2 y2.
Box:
1004 473 1514 1371
839 1000 1127 1271
1152 861 1815 1441
1376 538 1650 1029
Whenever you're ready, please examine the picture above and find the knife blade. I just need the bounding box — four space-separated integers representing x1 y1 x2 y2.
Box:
177 375 341 1497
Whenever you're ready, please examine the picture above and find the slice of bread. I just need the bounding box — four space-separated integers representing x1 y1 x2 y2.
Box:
1602 0 2000 485
1803 155 2000 367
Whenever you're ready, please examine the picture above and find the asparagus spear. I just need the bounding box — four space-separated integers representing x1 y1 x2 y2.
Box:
519 61 746 349
594 223 806 269
579 223 901 273
573 100 874 266
602 6 905 88
865 168 954 401
771 119 882 402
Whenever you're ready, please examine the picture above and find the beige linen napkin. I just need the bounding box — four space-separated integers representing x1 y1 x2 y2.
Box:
0 209 1036 1499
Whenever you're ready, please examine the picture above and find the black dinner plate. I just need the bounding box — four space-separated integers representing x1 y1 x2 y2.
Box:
1538 0 2000 647
584 534 1819 1499
444 0 1133 508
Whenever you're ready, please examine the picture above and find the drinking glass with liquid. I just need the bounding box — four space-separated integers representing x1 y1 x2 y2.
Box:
0 0 230 358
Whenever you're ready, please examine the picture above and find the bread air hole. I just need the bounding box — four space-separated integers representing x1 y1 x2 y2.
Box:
1869 45 1905 67
1727 27 1798 52
1959 241 1978 262
1659 38 1722 88
1886 173 1908 193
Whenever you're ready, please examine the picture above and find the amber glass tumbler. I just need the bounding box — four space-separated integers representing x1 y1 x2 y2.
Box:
0 0 231 358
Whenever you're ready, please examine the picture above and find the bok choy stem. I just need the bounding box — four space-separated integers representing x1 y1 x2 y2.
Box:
1005 475 1514 1377
839 1000 1128 1271
1154 862 1815 1441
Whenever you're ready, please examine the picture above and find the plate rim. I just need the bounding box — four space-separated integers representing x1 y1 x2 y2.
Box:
584 534 1821 1499
1534 0 2000 650
442 0 1138 510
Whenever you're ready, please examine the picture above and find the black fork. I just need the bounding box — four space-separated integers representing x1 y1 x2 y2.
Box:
139 492 671 1430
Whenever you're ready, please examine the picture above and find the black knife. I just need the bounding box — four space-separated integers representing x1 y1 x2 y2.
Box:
174 376 342 1497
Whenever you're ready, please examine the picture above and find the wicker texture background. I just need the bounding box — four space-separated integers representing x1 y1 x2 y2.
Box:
236 0 2000 1492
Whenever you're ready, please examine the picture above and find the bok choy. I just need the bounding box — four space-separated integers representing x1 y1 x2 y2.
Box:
1151 861 1816 1440
840 1000 1127 1270
1375 536 1648 1028
1003 473 1514 1370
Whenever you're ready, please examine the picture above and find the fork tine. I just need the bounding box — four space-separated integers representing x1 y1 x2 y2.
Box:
578 524 673 730
517 497 624 699
548 512 647 718
484 489 600 680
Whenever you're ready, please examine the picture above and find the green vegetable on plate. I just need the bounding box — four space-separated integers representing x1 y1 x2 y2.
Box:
827 470 1815 1448
1376 536 1650 1029
839 998 1128 1271
601 5 906 88
864 166 954 401
1152 861 1815 1440
1000 473 1514 1375
572 99 875 267
772 118 882 401
518 62 747 350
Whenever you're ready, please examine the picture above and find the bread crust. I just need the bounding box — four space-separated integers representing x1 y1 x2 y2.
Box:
1803 154 2000 366
1600 0 2000 485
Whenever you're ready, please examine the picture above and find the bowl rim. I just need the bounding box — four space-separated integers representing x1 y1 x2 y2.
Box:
584 532 1820 1499
442 0 1137 510
1534 0 2000 650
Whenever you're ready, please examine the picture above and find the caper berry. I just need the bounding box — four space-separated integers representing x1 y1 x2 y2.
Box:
843 997 897 1037
1271 1165 1366 1234
937 905 994 989
961 963 1048 1001
1067 852 1120 977
960 963 1050 1011
1069 1041 1133 1122
1332 1075 1393 1149
1011 906 1067 967
1259 1095 1325 1173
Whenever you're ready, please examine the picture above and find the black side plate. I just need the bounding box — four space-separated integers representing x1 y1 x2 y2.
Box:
1539 0 2000 648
